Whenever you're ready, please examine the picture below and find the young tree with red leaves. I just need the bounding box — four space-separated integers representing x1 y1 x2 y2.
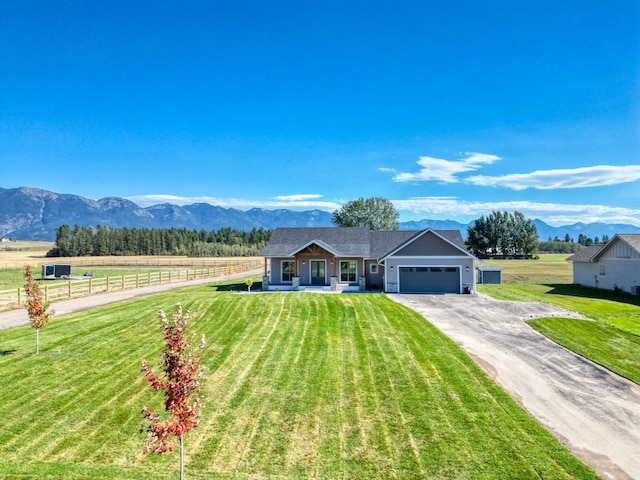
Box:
141 303 206 480
24 265 54 355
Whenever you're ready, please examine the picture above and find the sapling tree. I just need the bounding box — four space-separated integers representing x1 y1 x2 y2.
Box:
141 303 206 480
245 278 253 292
24 265 54 355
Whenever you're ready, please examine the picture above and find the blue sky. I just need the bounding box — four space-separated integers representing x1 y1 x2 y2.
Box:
1 0 639 226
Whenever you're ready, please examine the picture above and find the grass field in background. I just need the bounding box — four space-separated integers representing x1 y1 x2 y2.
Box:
0 288 596 479
478 253 573 284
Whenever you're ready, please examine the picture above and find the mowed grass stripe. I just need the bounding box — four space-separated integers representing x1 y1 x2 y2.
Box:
2 300 167 461
0 289 598 479
355 297 428 477
217 296 295 472
189 295 283 470
349 298 404 475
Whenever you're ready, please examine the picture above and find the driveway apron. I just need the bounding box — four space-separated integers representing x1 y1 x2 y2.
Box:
390 293 640 480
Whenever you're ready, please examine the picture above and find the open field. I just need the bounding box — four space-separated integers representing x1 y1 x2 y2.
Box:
0 288 596 479
0 241 262 270
478 253 573 284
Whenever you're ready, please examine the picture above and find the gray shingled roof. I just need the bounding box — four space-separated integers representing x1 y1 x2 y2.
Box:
258 227 372 257
566 245 604 262
259 227 470 260
567 234 640 262
616 234 640 253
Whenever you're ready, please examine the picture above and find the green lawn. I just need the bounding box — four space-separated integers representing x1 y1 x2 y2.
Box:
0 287 596 479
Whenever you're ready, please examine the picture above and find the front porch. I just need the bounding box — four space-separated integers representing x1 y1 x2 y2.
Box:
263 283 362 293
260 245 367 292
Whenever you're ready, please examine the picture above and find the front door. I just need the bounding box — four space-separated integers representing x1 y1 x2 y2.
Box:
310 260 326 285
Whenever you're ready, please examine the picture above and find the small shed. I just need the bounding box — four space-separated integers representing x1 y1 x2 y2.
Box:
477 266 503 284
42 264 72 279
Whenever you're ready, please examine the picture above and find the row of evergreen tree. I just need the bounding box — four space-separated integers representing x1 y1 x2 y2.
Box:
46 225 271 257
537 233 610 253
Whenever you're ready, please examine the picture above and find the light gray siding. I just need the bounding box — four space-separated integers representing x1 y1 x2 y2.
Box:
394 232 463 257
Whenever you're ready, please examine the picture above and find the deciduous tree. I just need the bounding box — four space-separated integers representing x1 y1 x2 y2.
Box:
141 303 206 480
332 197 400 231
24 265 54 355
466 210 538 258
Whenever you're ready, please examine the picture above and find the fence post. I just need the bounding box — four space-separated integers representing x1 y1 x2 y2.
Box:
107 276 110 292
89 278 92 295
148 272 151 286
17 288 21 306
122 274 125 290
136 274 139 288
68 281 72 299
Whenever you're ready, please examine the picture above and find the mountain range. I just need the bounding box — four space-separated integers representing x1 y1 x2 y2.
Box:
1 186 639 242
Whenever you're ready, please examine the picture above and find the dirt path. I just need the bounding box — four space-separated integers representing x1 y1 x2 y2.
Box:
0 268 262 330
390 293 640 480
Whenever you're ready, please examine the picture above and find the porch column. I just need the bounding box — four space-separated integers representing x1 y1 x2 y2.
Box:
262 258 269 291
330 256 338 291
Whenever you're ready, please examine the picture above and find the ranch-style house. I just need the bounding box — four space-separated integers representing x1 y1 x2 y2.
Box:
568 233 640 295
258 226 477 293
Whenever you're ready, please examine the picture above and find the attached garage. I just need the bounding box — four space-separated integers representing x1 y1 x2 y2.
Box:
399 266 460 293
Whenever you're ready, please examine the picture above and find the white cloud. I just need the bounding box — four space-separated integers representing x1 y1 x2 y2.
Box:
466 165 640 190
392 152 501 183
378 167 396 173
392 197 640 227
274 194 323 201
126 194 341 211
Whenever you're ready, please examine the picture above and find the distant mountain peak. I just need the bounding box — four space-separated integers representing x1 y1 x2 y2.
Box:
1 186 639 241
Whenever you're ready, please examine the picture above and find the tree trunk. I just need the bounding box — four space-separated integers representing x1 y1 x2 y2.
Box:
36 328 39 355
179 434 184 480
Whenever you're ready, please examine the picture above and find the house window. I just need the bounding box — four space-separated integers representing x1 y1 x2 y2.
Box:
599 264 606 276
370 263 378 274
340 260 356 282
282 260 295 282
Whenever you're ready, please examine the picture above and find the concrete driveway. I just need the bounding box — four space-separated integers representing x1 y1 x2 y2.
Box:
390 293 640 480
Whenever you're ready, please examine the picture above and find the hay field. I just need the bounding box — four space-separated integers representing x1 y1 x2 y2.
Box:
0 241 261 270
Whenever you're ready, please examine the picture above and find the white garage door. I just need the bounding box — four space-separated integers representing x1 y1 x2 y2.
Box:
399 266 460 293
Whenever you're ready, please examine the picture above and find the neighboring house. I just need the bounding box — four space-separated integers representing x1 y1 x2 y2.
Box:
568 234 640 294
258 227 477 293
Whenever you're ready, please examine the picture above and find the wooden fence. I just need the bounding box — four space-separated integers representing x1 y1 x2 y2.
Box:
0 259 262 312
